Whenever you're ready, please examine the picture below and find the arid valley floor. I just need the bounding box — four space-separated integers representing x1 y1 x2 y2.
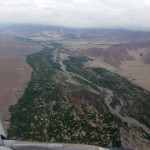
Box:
0 32 42 131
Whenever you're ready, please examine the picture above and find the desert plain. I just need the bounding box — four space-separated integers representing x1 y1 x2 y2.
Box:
0 33 42 132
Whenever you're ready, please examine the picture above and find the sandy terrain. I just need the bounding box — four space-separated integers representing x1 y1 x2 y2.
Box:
0 34 42 134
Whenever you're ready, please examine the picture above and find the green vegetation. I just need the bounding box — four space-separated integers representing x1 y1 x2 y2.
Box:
14 36 35 43
64 56 145 96
8 45 121 147
64 56 150 128
110 98 121 110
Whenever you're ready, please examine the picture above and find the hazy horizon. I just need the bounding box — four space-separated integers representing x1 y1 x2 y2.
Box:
0 0 150 31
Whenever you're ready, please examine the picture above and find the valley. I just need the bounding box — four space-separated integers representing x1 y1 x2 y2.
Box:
0 26 150 149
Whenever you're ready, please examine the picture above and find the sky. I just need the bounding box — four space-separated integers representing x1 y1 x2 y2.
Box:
0 0 150 30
